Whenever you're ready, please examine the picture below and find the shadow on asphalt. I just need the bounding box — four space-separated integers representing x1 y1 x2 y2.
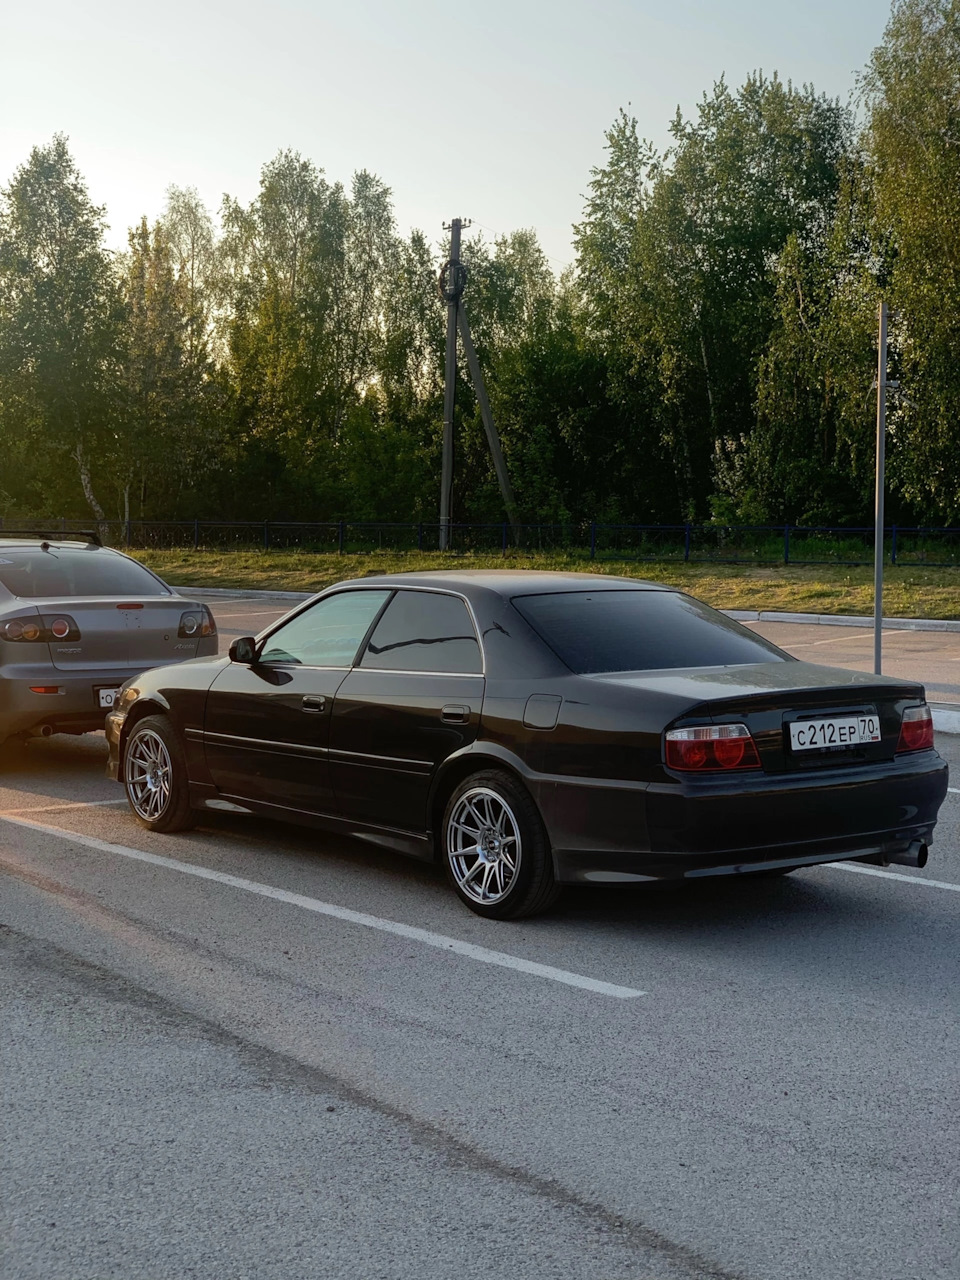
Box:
0 733 109 799
5 733 957 1005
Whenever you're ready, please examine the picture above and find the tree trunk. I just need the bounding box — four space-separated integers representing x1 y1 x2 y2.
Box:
699 328 717 437
73 442 108 536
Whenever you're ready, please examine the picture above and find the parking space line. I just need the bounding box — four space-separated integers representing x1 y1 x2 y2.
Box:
823 862 960 892
787 633 875 648
949 788 960 795
0 799 128 815
0 814 645 999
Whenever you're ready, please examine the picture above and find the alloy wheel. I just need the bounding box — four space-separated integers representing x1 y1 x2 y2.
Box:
125 727 173 822
446 786 522 905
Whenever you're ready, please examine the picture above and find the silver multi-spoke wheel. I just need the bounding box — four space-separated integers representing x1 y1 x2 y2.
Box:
125 727 173 822
446 786 522 906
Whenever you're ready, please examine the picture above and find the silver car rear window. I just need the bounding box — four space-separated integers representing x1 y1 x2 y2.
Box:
0 549 170 598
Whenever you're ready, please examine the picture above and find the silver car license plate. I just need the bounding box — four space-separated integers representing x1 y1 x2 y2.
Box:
790 715 881 751
98 687 121 709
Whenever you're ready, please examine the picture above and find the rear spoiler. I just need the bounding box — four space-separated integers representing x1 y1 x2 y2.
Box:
0 528 103 547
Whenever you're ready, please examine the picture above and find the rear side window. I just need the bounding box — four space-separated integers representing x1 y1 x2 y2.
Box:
0 549 170 598
360 591 482 674
512 590 788 674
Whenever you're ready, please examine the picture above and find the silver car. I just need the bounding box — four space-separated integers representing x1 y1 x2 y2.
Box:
0 531 218 744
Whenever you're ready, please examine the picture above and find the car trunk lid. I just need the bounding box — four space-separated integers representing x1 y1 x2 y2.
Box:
38 597 202 671
591 661 925 772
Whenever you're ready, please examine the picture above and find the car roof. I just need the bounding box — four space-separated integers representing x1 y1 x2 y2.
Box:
0 538 109 550
327 569 672 600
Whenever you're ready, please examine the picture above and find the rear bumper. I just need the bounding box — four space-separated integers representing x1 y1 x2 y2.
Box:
0 665 182 741
535 752 949 883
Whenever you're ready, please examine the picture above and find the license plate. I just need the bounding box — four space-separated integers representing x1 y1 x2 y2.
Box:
789 715 881 751
98 687 120 709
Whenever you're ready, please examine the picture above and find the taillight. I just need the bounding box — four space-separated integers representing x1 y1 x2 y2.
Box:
665 723 762 771
897 705 934 753
178 605 217 639
2 618 42 641
1 615 80 642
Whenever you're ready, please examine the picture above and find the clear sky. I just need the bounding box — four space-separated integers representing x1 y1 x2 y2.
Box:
1 0 891 267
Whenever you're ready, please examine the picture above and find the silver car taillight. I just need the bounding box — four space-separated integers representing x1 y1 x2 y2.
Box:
178 605 216 639
1 614 80 642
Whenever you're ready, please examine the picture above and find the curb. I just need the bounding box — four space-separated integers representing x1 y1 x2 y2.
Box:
931 704 960 735
725 609 960 632
184 586 312 602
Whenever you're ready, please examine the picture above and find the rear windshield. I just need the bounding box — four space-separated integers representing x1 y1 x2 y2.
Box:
0 549 170 598
512 589 788 674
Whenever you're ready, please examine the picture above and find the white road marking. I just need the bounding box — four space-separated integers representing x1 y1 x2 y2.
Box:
823 862 960 892
948 788 960 795
0 814 645 1000
0 799 128 815
787 633 875 648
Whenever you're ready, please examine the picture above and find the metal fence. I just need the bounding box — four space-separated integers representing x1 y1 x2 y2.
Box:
4 517 960 566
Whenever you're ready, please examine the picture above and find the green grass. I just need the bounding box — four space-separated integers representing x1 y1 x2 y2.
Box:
129 547 960 620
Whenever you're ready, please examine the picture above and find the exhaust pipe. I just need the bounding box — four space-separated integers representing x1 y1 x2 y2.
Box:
28 724 54 739
888 842 928 869
859 841 928 870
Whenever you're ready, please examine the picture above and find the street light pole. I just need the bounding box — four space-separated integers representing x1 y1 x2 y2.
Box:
439 218 464 552
874 300 888 675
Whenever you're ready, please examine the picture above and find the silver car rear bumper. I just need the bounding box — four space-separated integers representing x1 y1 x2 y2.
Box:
0 651 216 741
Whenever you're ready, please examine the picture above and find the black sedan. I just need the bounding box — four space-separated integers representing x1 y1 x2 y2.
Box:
106 571 948 918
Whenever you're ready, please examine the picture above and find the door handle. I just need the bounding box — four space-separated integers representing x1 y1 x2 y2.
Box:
441 704 470 724
301 695 327 713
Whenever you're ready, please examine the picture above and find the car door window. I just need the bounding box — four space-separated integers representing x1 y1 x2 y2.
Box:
359 590 481 674
259 590 391 667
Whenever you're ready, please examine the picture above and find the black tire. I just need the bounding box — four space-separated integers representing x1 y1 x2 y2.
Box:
122 714 196 833
441 769 560 919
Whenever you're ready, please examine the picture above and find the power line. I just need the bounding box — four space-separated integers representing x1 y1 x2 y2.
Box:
467 219 573 271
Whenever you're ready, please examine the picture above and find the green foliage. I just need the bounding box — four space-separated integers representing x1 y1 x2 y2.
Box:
862 0 960 518
0 136 124 518
1 8 959 530
621 75 853 519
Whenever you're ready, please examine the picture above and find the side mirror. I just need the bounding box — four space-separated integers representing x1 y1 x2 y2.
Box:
229 636 258 664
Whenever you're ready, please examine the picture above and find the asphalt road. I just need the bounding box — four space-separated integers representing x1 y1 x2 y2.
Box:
2 595 959 1280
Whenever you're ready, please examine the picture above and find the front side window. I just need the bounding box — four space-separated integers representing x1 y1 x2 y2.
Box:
259 590 390 666
359 591 482 674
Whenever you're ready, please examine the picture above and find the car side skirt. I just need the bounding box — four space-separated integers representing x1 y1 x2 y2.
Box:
187 782 435 862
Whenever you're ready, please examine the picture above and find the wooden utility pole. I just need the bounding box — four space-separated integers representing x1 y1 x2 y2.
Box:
458 308 518 534
438 217 518 549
